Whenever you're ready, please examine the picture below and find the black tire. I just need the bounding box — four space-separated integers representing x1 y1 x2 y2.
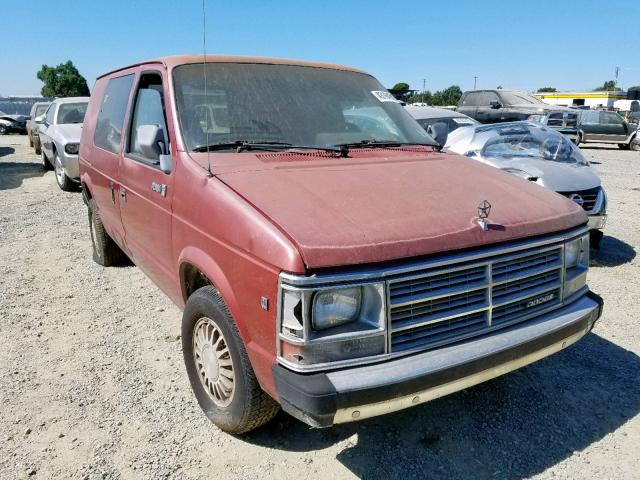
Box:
53 152 77 192
631 139 640 152
618 143 630 150
28 133 33 148
41 149 52 171
0 124 7 135
88 199 126 266
182 286 279 434
34 138 41 155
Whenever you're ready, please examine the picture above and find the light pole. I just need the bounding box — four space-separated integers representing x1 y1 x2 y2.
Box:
422 78 426 103
474 76 477 89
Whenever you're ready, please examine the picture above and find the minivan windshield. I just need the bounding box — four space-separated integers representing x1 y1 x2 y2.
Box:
173 63 435 152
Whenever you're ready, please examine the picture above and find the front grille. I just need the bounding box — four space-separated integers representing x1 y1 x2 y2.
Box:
388 245 563 353
560 187 601 212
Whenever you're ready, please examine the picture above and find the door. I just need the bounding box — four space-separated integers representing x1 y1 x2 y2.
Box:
118 70 176 295
40 103 57 158
86 73 136 248
483 91 503 123
457 92 480 121
579 110 600 141
600 111 627 142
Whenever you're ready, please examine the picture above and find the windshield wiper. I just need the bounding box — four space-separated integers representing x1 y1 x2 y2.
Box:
192 140 343 155
334 140 439 149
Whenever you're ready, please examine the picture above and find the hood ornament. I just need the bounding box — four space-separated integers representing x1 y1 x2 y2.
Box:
477 200 491 231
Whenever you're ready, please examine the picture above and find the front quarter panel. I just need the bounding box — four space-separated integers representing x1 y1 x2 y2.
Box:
172 153 305 397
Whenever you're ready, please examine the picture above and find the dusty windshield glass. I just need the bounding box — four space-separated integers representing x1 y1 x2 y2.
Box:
56 103 88 124
499 91 543 105
173 63 434 151
480 126 589 165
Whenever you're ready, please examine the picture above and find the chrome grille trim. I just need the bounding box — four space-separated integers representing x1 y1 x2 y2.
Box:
388 244 564 352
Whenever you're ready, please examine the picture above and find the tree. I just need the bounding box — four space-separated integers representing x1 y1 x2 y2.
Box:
389 82 412 102
537 87 557 92
593 80 618 91
407 85 462 107
37 61 90 97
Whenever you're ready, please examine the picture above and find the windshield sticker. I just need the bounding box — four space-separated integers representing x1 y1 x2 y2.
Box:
371 91 402 103
452 118 474 124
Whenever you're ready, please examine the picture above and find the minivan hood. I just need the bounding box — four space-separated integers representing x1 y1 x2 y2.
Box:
214 150 586 269
480 156 601 192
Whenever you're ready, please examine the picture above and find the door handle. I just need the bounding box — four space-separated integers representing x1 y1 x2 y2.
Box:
119 186 126 202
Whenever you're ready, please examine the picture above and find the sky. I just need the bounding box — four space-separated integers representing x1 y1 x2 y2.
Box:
2 0 639 96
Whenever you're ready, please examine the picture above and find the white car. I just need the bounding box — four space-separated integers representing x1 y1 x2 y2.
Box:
38 97 89 191
445 122 607 248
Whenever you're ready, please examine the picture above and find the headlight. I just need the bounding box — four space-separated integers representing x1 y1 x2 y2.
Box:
65 143 79 154
312 287 362 330
563 234 589 299
277 281 386 370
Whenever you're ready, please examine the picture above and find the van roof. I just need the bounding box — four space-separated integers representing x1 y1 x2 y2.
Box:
97 55 367 79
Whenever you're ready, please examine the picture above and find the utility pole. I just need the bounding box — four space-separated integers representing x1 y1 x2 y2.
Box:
474 76 477 89
615 66 620 89
422 78 426 103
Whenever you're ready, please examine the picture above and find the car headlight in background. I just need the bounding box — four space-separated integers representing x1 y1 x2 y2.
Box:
65 143 79 154
563 234 589 299
278 281 386 370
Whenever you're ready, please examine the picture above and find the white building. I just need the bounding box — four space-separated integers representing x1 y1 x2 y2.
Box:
534 91 627 108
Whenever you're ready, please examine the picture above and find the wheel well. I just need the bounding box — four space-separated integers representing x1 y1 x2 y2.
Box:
181 263 212 301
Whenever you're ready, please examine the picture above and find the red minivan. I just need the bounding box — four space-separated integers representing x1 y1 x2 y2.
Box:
79 55 603 434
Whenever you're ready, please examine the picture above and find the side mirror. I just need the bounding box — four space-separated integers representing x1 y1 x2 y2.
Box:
136 124 173 173
490 101 502 109
429 122 449 147
159 154 173 174
34 115 45 124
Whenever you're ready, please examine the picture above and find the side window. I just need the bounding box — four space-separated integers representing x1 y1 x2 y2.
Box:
45 104 56 124
127 73 169 164
581 111 598 125
94 74 135 154
601 111 623 125
462 93 480 106
485 92 501 105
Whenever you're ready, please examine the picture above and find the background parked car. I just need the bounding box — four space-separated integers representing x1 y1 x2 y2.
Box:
38 97 89 191
445 121 607 248
0 114 27 135
527 110 579 144
577 110 639 150
27 101 50 154
456 89 571 126
405 106 478 142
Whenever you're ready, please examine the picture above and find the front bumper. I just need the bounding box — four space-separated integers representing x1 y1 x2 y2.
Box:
59 151 80 180
273 291 603 427
588 214 607 230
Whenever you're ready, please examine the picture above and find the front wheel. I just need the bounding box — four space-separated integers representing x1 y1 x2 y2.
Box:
0 124 7 135
182 286 279 434
54 153 76 191
41 149 52 170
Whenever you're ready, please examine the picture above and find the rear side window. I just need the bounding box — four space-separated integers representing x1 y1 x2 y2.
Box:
601 111 623 125
94 74 134 154
461 92 481 106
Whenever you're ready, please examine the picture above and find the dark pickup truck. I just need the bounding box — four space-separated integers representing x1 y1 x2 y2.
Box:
456 89 574 124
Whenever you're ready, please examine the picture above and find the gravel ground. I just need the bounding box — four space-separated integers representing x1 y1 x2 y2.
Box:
1 134 639 480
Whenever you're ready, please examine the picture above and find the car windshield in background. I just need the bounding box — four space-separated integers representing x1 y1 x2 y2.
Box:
498 91 544 105
34 105 48 117
56 103 88 124
173 63 435 152
480 125 589 165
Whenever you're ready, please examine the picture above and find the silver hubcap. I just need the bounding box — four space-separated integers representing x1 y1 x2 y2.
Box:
55 156 65 185
193 317 235 407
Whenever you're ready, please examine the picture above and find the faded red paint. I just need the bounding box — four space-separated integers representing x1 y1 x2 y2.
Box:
79 56 587 398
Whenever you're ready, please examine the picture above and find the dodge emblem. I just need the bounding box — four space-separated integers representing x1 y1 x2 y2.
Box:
477 200 491 231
